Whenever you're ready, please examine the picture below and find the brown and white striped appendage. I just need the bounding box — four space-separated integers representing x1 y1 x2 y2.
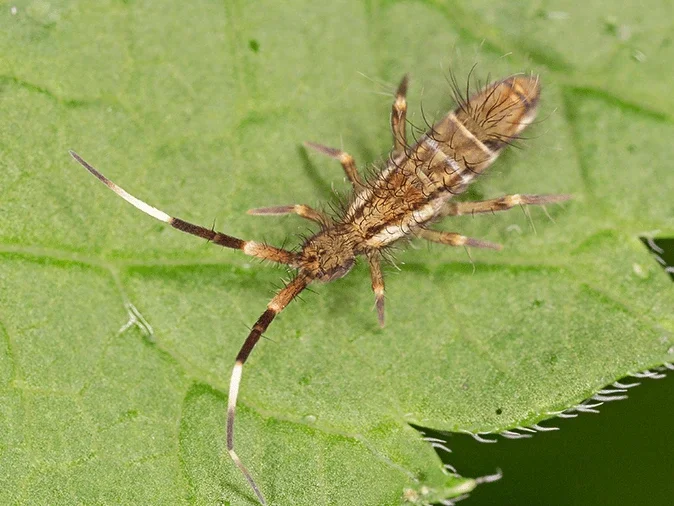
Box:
70 151 298 268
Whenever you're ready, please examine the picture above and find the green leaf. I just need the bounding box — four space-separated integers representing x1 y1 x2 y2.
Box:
1 1 672 505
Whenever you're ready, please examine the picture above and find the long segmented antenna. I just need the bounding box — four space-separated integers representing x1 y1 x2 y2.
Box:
69 151 298 266
227 273 310 504
70 150 315 503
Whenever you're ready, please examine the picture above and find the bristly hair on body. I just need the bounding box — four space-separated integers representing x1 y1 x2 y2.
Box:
70 71 571 504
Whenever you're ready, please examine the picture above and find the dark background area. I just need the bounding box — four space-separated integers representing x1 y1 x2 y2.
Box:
431 238 673 505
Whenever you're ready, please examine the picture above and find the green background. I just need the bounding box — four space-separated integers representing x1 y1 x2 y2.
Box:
445 239 673 506
0 1 672 505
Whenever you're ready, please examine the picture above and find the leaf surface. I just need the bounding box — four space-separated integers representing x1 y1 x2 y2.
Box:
0 1 672 504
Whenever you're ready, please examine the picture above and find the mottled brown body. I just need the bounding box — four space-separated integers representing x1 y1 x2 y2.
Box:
301 76 541 282
71 73 569 505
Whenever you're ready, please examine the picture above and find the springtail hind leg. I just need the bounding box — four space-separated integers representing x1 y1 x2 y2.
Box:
367 252 386 328
390 74 409 158
304 142 365 190
440 193 572 218
247 204 329 226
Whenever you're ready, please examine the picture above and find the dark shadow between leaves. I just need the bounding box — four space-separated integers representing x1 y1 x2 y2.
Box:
415 238 674 505
640 236 674 281
415 368 674 506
